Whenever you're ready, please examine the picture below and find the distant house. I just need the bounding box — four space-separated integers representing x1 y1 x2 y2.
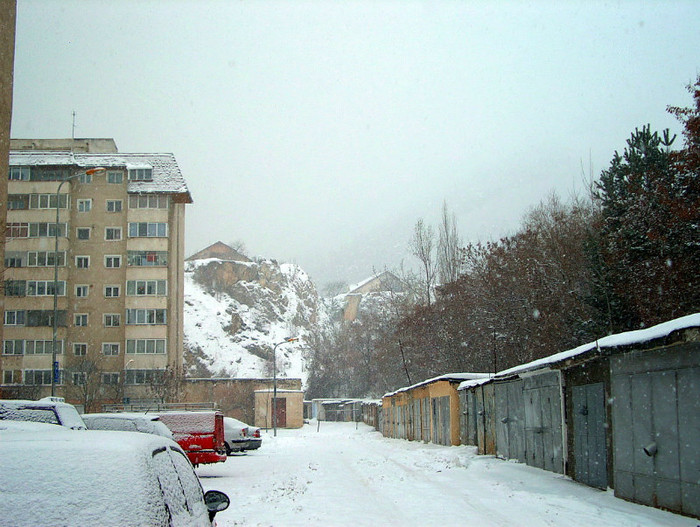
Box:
343 270 405 321
186 241 251 263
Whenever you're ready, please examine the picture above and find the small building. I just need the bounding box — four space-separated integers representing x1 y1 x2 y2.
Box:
254 389 304 429
383 373 491 446
343 271 405 321
186 241 251 263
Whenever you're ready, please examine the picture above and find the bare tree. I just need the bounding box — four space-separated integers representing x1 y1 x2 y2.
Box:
66 359 104 413
410 219 436 306
437 201 462 285
148 366 184 404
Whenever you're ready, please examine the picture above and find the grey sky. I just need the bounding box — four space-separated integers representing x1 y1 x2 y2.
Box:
10 0 700 287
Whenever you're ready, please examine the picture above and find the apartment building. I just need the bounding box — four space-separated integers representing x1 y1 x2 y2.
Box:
1 139 192 410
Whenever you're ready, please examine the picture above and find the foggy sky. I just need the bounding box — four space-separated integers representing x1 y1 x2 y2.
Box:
10 0 700 288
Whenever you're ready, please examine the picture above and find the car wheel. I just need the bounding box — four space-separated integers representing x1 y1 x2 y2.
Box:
225 443 232 456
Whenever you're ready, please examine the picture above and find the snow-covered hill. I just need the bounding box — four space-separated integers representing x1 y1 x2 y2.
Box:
183 257 319 385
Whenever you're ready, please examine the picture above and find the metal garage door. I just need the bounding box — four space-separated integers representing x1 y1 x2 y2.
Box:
523 371 564 474
611 345 700 517
572 382 607 489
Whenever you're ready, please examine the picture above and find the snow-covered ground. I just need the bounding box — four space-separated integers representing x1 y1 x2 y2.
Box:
198 422 694 527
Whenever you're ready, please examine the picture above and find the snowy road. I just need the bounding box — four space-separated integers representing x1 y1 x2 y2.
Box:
197 422 694 527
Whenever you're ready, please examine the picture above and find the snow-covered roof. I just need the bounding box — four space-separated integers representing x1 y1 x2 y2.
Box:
457 377 494 391
498 313 700 377
384 373 492 398
9 151 192 200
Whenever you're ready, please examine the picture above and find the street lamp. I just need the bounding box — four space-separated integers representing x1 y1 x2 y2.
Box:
51 167 105 397
272 337 298 436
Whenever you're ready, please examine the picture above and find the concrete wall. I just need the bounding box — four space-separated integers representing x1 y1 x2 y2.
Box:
184 377 301 425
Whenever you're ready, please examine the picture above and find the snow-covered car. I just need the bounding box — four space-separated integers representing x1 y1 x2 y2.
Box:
223 416 249 454
223 417 263 454
0 398 86 429
0 427 230 526
82 412 174 439
245 426 263 450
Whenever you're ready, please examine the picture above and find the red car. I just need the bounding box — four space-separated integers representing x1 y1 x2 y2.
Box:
155 411 227 466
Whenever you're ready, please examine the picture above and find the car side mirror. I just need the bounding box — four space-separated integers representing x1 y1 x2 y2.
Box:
204 490 230 520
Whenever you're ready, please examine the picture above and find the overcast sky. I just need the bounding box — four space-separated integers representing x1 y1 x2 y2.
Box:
10 0 700 288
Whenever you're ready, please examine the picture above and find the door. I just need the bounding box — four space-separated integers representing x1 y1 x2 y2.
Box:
273 397 286 428
572 382 607 489
523 371 564 473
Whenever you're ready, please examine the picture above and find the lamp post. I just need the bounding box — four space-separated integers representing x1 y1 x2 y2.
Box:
123 359 134 407
51 167 105 397
272 337 298 436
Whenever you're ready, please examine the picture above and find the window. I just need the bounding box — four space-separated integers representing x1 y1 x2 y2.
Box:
7 194 29 209
126 339 167 354
128 168 153 181
102 343 120 356
128 194 169 209
78 172 91 184
3 370 18 384
4 280 27 297
3 340 24 355
28 222 67 238
4 310 26 326
125 369 164 385
6 222 28 237
28 251 65 267
106 199 123 212
4 252 25 268
77 227 91 240
72 372 87 385
105 255 122 268
25 340 62 355
126 279 167 296
103 372 120 385
105 227 122 240
26 310 66 327
127 250 168 267
107 171 123 184
29 194 67 209
77 199 92 212
75 285 89 298
24 369 62 385
125 309 167 325
104 314 121 327
128 222 168 238
27 281 66 296
74 314 88 327
9 166 30 180
73 343 87 356
76 256 90 269
104 285 120 298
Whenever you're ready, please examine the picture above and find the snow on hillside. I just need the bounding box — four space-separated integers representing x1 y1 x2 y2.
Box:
183 258 318 385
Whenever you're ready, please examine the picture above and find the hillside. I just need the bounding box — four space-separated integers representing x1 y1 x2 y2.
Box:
183 257 319 385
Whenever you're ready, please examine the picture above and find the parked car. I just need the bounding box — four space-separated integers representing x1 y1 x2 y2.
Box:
155 411 227 466
82 412 174 439
246 425 263 450
223 416 249 454
0 398 86 429
222 417 263 454
0 427 230 526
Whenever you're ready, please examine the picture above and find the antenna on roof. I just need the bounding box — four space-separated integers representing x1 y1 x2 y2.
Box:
71 110 76 140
